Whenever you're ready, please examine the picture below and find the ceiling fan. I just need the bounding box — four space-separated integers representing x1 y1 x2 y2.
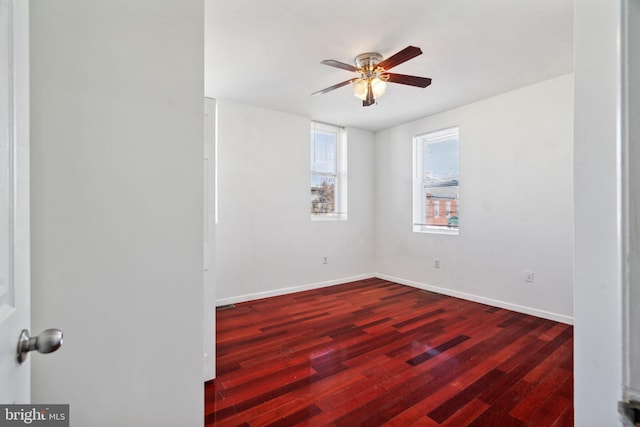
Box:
312 45 432 107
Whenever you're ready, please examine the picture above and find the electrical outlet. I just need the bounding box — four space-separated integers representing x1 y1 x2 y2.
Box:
525 271 534 283
434 259 440 268
323 256 328 264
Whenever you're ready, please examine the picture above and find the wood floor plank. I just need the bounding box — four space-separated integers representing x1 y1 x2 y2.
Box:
394 403 446 426
205 278 573 426
522 337 573 384
510 366 572 421
428 368 505 423
524 396 572 426
439 398 491 427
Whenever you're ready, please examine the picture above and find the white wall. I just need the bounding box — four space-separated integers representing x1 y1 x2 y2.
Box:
30 1 204 426
215 100 376 304
375 74 574 323
573 0 623 425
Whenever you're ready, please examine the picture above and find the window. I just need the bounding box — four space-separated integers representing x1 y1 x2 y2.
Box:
413 127 459 234
310 122 347 220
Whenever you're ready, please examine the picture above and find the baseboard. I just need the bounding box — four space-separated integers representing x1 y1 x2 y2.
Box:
215 273 377 307
215 272 573 325
375 273 574 325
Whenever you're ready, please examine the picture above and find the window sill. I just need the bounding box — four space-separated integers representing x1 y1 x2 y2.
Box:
413 225 459 235
311 213 348 222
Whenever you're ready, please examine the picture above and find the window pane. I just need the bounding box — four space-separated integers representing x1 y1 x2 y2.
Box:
311 174 336 214
424 186 459 227
425 138 458 185
311 131 336 173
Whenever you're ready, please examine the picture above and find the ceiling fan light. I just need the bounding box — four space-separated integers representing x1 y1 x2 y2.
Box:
353 79 368 100
371 77 387 98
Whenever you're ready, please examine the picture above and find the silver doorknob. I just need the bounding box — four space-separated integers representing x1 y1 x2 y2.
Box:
17 329 63 364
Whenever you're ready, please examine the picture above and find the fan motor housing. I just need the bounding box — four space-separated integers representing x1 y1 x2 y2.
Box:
355 52 383 70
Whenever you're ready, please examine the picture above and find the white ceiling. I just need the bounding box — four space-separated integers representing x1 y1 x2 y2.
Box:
204 0 573 132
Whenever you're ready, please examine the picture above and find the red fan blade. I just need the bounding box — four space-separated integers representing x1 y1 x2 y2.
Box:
312 78 358 96
321 59 359 72
385 73 432 88
377 46 422 71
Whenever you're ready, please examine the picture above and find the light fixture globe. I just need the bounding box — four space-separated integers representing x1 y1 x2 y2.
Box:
352 53 386 102
353 79 368 100
371 77 387 98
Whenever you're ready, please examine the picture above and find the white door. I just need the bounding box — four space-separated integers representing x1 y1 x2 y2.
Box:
0 0 31 403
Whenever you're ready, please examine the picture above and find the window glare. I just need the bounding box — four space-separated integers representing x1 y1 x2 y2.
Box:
311 132 336 173
425 139 458 182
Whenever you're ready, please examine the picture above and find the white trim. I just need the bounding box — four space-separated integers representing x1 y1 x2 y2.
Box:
375 273 574 325
215 273 376 306
311 213 348 221
413 225 459 235
622 0 640 403
412 127 459 234
415 126 459 143
203 97 216 381
622 0 631 400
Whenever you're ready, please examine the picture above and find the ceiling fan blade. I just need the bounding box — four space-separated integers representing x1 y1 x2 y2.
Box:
312 78 358 96
377 46 423 71
321 59 359 72
385 73 432 88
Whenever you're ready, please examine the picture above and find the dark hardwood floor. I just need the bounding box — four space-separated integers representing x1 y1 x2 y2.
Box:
205 278 573 426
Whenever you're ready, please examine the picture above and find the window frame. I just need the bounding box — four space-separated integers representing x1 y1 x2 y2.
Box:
412 127 459 235
310 121 347 221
